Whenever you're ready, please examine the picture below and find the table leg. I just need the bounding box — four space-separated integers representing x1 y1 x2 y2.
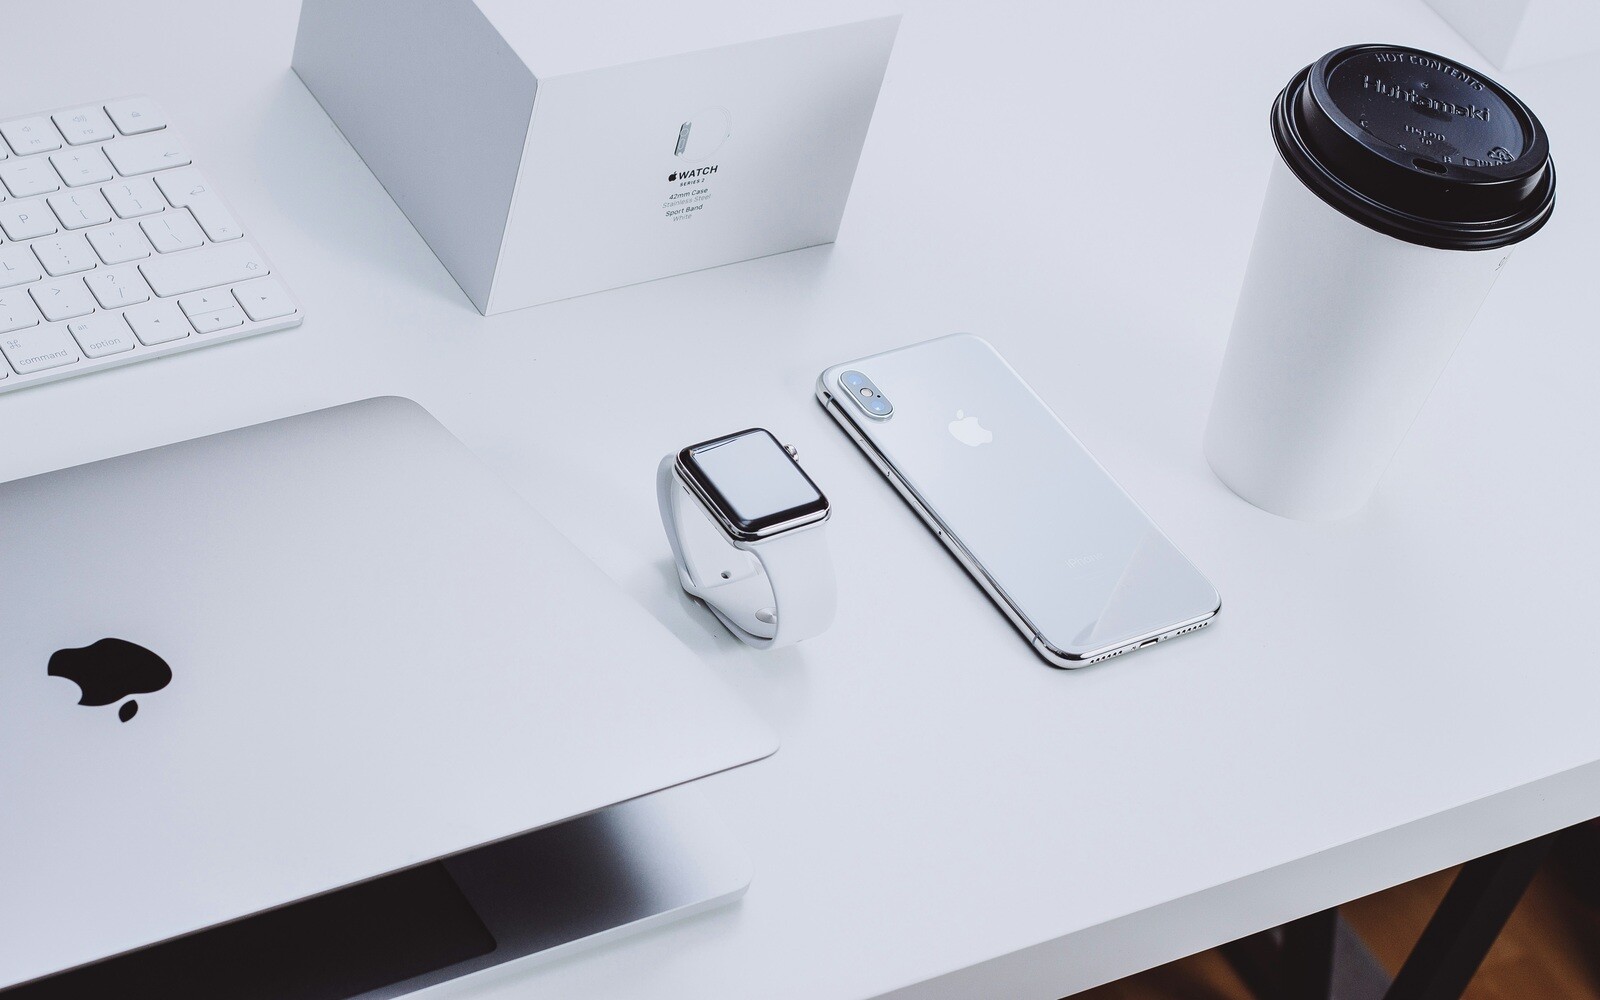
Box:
1222 830 1559 1000
1222 909 1387 1000
1382 832 1558 1000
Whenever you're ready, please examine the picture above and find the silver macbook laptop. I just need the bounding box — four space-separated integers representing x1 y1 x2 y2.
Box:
0 397 778 991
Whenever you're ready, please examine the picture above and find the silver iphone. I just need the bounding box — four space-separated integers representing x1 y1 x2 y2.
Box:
818 334 1220 668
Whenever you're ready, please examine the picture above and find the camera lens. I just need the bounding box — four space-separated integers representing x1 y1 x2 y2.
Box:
840 370 892 418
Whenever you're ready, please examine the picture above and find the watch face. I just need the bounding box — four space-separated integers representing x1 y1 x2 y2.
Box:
679 429 828 540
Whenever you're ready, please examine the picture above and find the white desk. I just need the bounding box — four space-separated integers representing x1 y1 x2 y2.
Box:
8 2 1599 998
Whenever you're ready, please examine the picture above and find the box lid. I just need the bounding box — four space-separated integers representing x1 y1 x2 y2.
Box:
472 0 900 77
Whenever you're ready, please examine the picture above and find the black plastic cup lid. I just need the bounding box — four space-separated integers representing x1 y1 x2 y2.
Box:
1272 44 1555 250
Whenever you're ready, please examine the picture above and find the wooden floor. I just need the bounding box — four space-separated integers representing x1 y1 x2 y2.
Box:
1075 855 1600 999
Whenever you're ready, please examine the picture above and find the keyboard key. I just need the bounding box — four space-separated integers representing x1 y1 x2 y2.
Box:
49 148 115 187
188 305 245 334
0 245 43 288
67 313 136 358
1 323 80 373
103 177 164 219
0 291 44 333
141 211 205 253
105 98 167 136
178 289 233 315
154 169 244 241
52 107 117 146
87 222 152 264
31 233 97 276
140 241 267 297
104 131 191 176
0 160 62 198
30 278 96 321
85 266 151 309
154 167 210 206
124 299 189 345
232 278 295 321
0 199 59 240
186 195 242 242
48 189 114 230
1 117 63 155
180 286 249 333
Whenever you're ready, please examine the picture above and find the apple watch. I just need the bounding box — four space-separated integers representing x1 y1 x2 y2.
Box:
658 428 835 649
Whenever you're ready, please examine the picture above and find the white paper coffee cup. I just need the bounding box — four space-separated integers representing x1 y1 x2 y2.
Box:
1205 44 1555 521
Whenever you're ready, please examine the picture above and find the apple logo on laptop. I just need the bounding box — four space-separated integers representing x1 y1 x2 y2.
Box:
48 638 172 723
948 410 994 447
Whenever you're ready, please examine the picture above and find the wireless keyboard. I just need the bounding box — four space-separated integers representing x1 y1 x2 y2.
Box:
0 97 301 393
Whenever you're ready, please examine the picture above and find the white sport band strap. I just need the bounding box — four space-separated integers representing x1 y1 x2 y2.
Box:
657 456 835 649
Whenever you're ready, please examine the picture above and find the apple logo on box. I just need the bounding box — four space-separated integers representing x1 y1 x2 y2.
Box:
948 410 993 447
49 638 172 723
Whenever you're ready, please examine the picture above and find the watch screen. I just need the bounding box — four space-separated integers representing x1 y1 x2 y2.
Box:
682 429 827 536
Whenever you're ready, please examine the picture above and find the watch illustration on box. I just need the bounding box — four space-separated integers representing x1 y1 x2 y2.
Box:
658 428 836 649
672 106 732 163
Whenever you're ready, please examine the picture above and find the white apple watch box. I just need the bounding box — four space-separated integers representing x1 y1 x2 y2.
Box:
293 0 900 314
1425 0 1600 69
